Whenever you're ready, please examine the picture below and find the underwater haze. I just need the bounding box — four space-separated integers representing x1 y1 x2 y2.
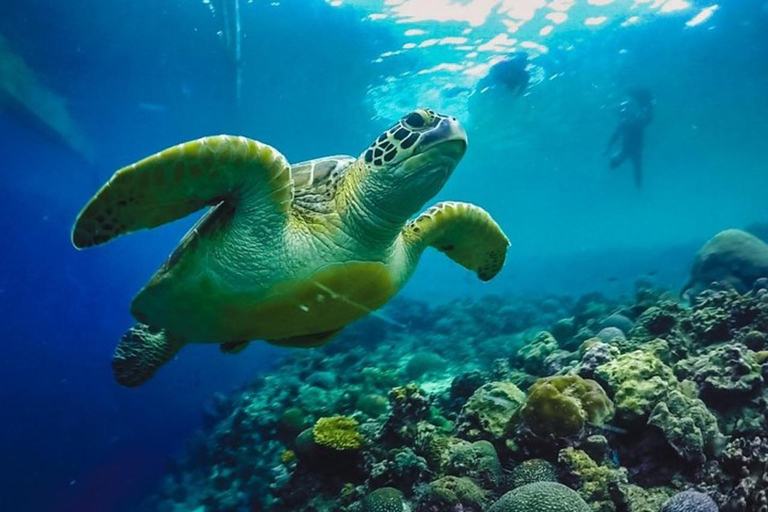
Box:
1 0 767 511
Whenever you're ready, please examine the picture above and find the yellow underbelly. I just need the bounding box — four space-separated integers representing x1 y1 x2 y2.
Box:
144 261 399 343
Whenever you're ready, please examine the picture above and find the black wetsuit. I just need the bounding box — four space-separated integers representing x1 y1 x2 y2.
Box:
607 99 653 188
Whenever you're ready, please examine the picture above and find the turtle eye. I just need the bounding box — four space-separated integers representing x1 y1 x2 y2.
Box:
403 111 426 129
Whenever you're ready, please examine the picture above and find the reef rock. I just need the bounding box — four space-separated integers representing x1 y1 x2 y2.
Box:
684 229 768 297
457 381 525 442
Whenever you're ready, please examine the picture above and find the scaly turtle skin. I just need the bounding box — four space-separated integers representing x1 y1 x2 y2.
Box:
72 108 510 387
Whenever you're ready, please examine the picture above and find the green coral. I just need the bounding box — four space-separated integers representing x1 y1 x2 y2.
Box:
630 303 687 341
446 440 502 488
517 376 614 439
647 389 724 463
361 366 400 390
515 331 560 375
623 485 675 512
458 381 525 441
313 416 364 451
415 476 486 512
488 482 591 512
405 351 448 380
279 407 309 439
362 487 406 512
596 351 677 421
558 448 628 512
295 428 317 457
509 459 558 488
638 338 672 365
356 394 389 417
674 343 763 402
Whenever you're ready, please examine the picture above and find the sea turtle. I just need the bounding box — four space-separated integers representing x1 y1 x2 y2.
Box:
72 108 510 387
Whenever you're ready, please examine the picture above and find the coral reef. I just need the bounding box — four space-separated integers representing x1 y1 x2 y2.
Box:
362 487 406 512
660 490 718 512
414 476 487 512
141 269 768 512
457 381 525 441
684 229 768 296
509 458 559 488
488 482 592 512
313 416 364 451
516 375 614 440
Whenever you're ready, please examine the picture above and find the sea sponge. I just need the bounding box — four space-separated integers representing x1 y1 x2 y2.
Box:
509 459 558 488
517 375 614 439
661 490 718 512
362 487 406 512
487 482 591 512
312 416 363 451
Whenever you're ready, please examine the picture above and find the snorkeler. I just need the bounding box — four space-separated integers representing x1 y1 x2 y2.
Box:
605 88 654 189
485 52 531 96
447 52 531 100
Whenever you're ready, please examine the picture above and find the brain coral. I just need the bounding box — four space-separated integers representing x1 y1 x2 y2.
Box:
518 375 614 439
487 482 591 512
362 487 406 512
509 459 558 489
661 490 718 512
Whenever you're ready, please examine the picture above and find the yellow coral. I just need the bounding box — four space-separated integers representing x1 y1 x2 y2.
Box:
280 449 296 464
313 416 363 451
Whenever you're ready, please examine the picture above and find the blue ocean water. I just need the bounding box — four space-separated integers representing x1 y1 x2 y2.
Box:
0 0 766 510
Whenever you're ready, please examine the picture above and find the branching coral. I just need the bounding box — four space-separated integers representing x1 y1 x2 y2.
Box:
313 416 364 451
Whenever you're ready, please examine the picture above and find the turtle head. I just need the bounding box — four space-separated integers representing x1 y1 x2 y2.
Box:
360 108 467 219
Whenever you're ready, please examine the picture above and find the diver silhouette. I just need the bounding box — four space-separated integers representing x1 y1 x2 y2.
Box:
444 52 531 100
605 88 654 189
485 52 530 96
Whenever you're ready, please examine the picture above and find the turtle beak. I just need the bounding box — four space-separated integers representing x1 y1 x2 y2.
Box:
418 116 467 158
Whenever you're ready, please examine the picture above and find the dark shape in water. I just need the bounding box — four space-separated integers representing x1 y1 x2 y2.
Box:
605 87 654 189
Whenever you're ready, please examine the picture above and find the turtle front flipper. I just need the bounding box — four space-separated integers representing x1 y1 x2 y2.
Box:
404 201 510 281
112 323 183 387
72 136 292 248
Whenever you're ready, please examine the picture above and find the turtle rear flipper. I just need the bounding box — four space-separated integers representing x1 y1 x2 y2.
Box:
405 201 510 282
112 323 183 387
72 136 292 248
